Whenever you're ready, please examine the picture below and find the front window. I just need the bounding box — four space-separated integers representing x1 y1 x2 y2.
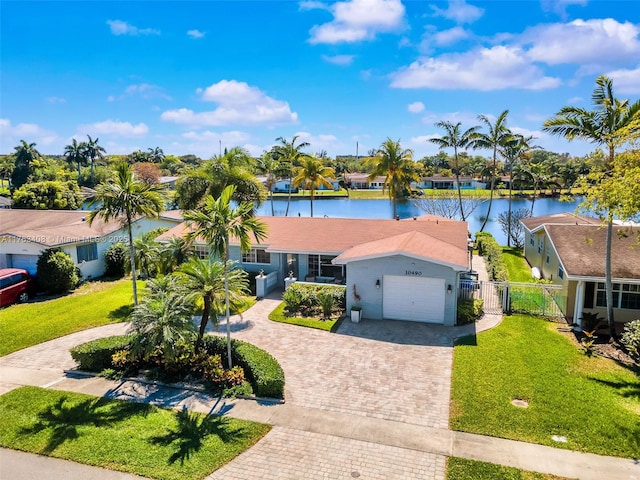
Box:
530 234 535 247
242 248 270 264
77 243 98 262
621 283 640 310
596 282 620 308
558 267 564 280
194 245 209 259
538 239 543 254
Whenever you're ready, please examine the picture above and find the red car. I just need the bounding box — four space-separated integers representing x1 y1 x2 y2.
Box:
0 268 35 307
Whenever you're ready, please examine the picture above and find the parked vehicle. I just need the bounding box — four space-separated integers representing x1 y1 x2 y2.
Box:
0 268 35 307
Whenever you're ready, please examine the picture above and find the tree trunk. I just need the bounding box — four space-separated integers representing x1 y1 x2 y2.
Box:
196 298 211 352
310 187 314 217
285 173 292 217
479 154 496 232
605 213 616 339
224 244 233 369
127 215 139 305
90 158 95 185
507 163 513 247
454 147 465 221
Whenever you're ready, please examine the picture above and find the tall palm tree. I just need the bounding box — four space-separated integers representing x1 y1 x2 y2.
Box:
430 121 479 221
183 185 267 368
500 133 536 245
292 157 336 217
64 138 87 181
471 110 511 232
87 163 165 305
369 138 418 219
11 140 41 189
147 147 165 163
543 75 640 337
177 257 249 351
256 151 281 216
273 135 311 216
84 135 106 185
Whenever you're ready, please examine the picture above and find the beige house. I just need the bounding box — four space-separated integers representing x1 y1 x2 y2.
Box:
522 213 640 325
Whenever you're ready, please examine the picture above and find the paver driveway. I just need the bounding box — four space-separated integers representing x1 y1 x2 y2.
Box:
215 298 455 429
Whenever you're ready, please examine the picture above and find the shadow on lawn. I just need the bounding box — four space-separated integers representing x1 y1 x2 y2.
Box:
149 408 244 465
590 376 640 401
19 395 151 455
107 304 133 321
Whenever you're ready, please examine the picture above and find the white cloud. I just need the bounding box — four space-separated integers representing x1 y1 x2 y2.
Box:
78 120 149 137
430 0 484 24
307 0 406 44
107 20 160 36
299 1 329 11
181 130 250 144
523 19 640 66
606 66 640 94
108 83 171 102
408 101 426 113
46 96 66 104
433 26 469 46
187 29 205 39
322 54 356 65
410 134 440 143
419 110 481 127
293 131 342 152
161 80 298 127
541 0 588 18
567 96 584 103
0 119 58 150
391 46 561 90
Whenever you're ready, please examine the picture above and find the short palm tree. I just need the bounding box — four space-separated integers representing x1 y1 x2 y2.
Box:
159 236 191 275
129 283 196 362
430 121 479 221
183 185 267 367
176 257 250 351
543 75 640 337
471 110 512 231
256 151 281 216
273 135 311 216
88 163 165 305
369 138 418 219
292 156 336 217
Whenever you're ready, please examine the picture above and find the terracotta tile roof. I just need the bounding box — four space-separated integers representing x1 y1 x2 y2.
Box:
158 215 469 265
0 209 122 246
521 212 600 231
333 230 468 268
546 224 640 279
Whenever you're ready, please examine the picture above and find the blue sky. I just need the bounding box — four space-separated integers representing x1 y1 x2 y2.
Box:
1 0 639 160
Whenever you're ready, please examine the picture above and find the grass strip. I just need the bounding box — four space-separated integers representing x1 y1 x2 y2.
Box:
447 457 570 479
0 279 139 356
268 302 341 332
0 386 270 480
451 314 640 458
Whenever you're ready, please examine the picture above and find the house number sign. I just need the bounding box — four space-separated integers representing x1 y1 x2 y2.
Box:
405 270 423 276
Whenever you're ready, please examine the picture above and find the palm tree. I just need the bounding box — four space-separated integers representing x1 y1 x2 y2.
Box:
147 147 165 163
11 140 41 189
255 151 281 216
500 133 536 245
520 159 549 215
183 185 267 368
158 236 191 275
273 135 311 216
176 257 250 351
430 121 479 221
471 110 511 232
84 135 106 185
292 157 336 217
87 163 165 305
369 138 418 219
64 138 87 181
129 281 196 362
543 75 640 338
133 234 160 279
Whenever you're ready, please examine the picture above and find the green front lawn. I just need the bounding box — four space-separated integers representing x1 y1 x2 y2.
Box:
0 386 269 480
447 458 569 480
502 247 533 283
0 279 139 356
268 302 342 332
451 314 640 458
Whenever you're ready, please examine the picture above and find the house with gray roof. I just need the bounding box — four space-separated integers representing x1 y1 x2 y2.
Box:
522 213 640 325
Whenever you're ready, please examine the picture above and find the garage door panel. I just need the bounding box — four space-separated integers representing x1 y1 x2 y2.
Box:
10 254 39 276
382 275 444 323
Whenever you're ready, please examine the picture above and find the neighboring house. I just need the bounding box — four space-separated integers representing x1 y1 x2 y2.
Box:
0 210 183 279
158 176 179 189
0 197 11 209
344 174 386 190
272 179 299 194
158 215 470 326
413 176 486 190
522 213 640 325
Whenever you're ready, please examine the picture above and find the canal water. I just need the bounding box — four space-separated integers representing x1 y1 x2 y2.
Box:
255 196 586 245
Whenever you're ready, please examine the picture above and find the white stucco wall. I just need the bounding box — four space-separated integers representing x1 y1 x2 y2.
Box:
343 255 461 326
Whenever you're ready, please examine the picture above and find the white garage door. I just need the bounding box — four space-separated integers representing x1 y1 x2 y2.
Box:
382 275 445 323
10 254 39 276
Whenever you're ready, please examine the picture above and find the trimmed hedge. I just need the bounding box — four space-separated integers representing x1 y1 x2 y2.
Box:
282 283 346 315
203 335 285 399
457 299 484 325
475 232 508 282
70 335 135 371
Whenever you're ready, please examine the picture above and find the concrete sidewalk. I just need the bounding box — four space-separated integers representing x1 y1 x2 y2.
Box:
1 366 638 480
